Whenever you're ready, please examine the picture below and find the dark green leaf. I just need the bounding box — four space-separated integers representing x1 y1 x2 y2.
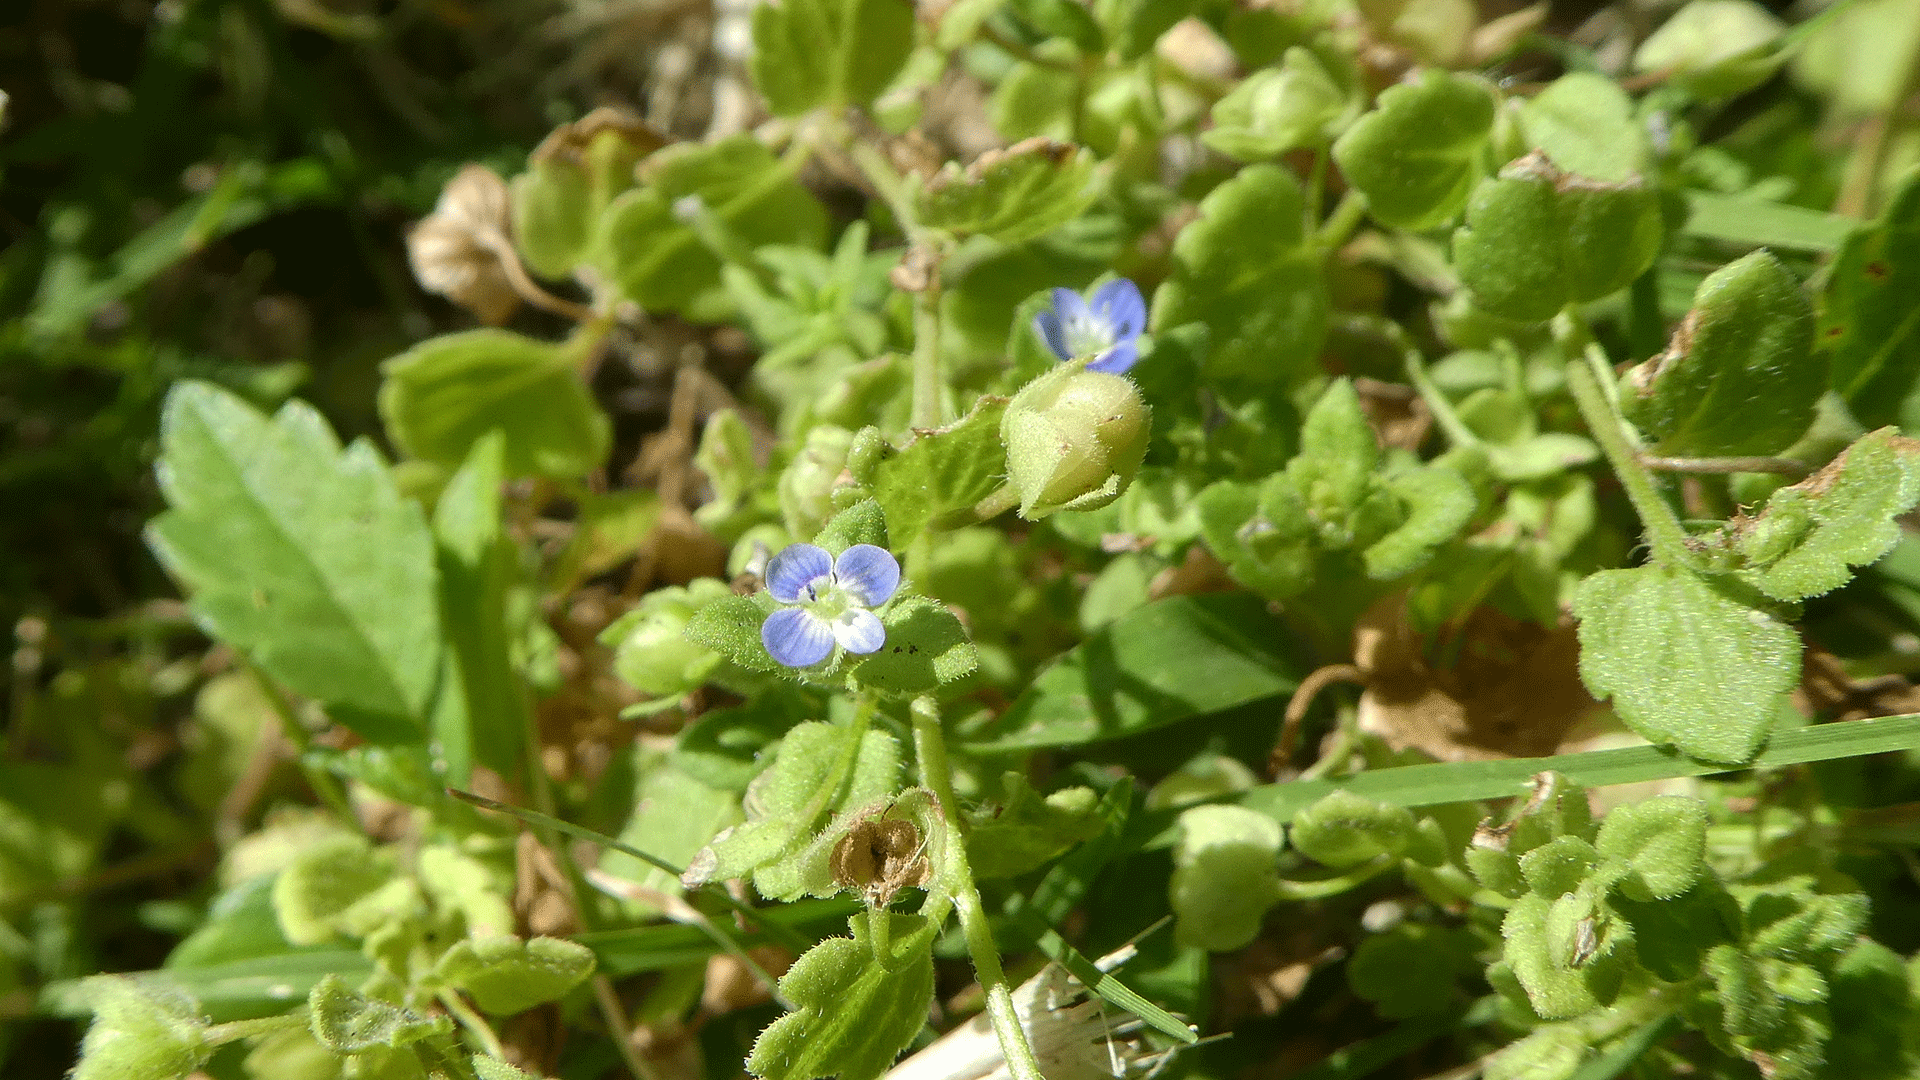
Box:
746 916 937 1080
973 594 1299 751
1822 169 1920 426
1621 251 1821 458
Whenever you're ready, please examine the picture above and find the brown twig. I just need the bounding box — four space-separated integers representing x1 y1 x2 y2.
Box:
1271 664 1366 778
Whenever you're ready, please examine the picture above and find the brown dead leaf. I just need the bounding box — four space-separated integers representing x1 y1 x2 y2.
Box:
1353 594 1597 761
701 946 796 1016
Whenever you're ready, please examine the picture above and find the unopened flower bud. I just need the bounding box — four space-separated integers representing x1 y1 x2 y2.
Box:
780 425 855 538
1001 363 1150 520
601 579 731 696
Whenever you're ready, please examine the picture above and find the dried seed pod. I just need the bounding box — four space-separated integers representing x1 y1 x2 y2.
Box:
406 164 520 324
831 814 932 908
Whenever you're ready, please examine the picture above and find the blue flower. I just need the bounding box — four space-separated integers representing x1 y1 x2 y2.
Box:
1032 278 1146 375
760 543 902 668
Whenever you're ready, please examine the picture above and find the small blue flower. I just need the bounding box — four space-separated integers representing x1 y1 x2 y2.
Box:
760 543 902 668
1033 278 1146 375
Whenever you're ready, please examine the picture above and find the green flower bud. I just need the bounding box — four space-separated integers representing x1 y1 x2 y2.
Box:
780 425 855 538
73 977 211 1080
1001 363 1151 520
600 579 733 696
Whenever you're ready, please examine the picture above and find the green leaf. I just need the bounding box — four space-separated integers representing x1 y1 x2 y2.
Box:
915 139 1097 244
1151 713 1920 849
1484 1027 1586 1080
869 396 1010 545
1612 880 1739 982
1151 163 1328 384
685 592 784 673
1289 790 1416 869
72 977 212 1080
1570 565 1799 763
1518 835 1602 898
1201 47 1354 161
1362 465 1477 580
1331 70 1496 230
1170 805 1283 951
965 773 1103 879
746 916 936 1080
433 936 597 1015
1822 169 1920 426
1515 72 1647 184
1347 924 1478 1018
596 137 829 317
972 594 1298 750
750 0 914 115
431 432 526 784
271 836 394 948
813 497 891 553
511 157 594 280
1822 941 1919 1080
1453 152 1663 323
1133 714 1920 853
1593 796 1708 901
378 328 611 479
1633 0 1786 99
1500 886 1632 1019
146 382 441 740
848 595 980 696
684 720 903 899
1683 191 1854 252
473 1057 545 1080
603 579 734 696
602 752 744 908
1196 478 1317 599
308 975 450 1052
1621 251 1821 457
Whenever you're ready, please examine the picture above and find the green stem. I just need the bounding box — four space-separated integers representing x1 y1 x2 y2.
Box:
910 696 1043 1080
911 281 946 430
1272 856 1397 901
847 139 918 234
1566 348 1692 568
204 1014 307 1046
1640 454 1812 478
438 989 507 1060
1400 335 1482 450
972 482 1020 522
1316 189 1368 250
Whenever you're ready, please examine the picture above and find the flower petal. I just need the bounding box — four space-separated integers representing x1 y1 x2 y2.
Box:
831 608 886 654
1089 278 1145 342
1033 309 1072 362
762 606 835 667
833 544 901 607
765 543 832 603
1086 338 1140 375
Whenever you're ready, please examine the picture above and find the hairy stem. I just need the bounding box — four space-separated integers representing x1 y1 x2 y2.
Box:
910 696 1043 1080
1566 348 1693 568
911 280 945 430
1639 454 1811 478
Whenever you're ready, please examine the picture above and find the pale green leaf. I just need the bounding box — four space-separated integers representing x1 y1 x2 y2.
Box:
1571 565 1799 763
1331 70 1496 230
433 936 597 1015
746 916 936 1080
146 382 441 739
379 328 610 479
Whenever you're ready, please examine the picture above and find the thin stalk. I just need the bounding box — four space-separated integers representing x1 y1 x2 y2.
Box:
1317 190 1368 250
1400 338 1482 450
910 696 1044 1080
847 140 919 234
911 282 945 430
438 989 507 1060
1566 348 1692 568
1640 455 1811 478
1273 856 1397 901
972 482 1020 522
242 659 354 822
